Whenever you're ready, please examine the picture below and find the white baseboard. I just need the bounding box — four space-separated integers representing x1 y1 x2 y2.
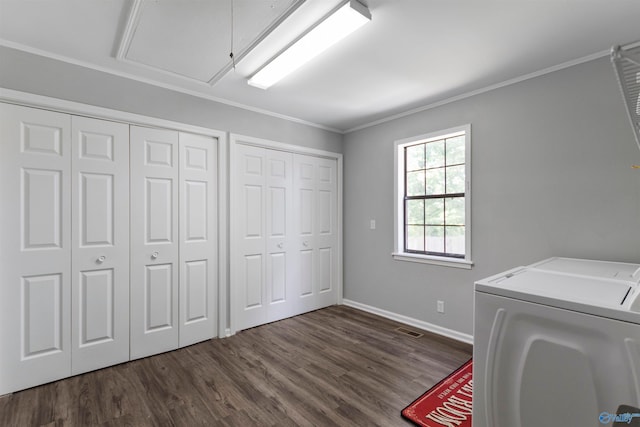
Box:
341 299 473 345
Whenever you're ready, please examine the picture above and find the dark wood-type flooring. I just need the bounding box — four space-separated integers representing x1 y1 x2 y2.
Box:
0 305 472 426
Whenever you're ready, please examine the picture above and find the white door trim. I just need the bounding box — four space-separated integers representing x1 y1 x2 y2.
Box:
229 133 343 336
0 88 225 138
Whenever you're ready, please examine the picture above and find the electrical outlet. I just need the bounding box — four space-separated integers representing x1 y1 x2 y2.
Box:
370 219 376 230
437 300 445 313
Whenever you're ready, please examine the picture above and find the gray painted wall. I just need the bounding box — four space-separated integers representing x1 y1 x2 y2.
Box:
0 46 343 153
343 56 640 336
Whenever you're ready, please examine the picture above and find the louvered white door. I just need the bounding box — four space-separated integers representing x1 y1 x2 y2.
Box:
294 154 339 312
178 132 217 347
0 104 72 395
130 126 179 359
71 116 129 374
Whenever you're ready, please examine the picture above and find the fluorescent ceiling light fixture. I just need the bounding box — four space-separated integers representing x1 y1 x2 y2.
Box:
248 0 371 89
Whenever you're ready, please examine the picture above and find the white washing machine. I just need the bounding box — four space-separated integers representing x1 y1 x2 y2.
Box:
473 257 640 427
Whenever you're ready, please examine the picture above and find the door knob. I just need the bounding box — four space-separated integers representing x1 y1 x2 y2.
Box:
151 251 159 260
303 241 309 247
277 243 284 249
96 255 106 263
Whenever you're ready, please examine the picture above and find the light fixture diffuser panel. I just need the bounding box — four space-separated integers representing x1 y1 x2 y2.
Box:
248 0 371 89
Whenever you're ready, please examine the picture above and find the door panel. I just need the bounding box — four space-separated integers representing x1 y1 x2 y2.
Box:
300 250 313 297
79 269 113 345
79 173 113 246
245 185 263 237
314 157 338 308
130 126 179 359
299 189 314 236
71 116 129 375
270 253 286 303
318 190 332 235
265 150 293 323
245 254 264 309
293 154 338 311
184 181 207 241
0 104 72 395
145 263 173 330
234 145 267 330
178 132 217 347
184 260 207 322
22 168 63 249
293 156 315 313
146 178 174 242
269 187 286 237
319 247 332 293
22 273 64 357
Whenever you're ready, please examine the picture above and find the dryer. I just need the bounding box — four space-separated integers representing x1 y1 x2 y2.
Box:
473 257 640 427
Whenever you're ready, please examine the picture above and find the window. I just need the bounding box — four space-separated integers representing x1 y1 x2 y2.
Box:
393 125 472 268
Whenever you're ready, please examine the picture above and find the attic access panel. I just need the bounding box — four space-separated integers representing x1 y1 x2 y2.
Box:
611 42 640 152
117 0 304 85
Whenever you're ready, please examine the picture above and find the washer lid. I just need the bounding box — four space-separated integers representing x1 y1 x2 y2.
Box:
529 257 640 283
483 269 631 308
475 260 640 323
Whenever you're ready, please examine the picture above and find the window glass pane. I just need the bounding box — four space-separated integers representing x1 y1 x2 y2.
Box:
407 225 425 251
406 144 425 171
397 128 469 261
425 140 445 168
425 168 445 195
446 136 465 165
445 226 465 255
445 197 465 226
445 165 465 194
426 226 444 253
406 199 424 225
425 198 444 225
406 170 425 196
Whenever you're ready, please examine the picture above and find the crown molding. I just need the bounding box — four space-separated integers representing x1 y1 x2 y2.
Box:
345 49 610 133
0 39 342 134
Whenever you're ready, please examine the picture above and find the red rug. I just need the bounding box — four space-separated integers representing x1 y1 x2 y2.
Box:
401 359 473 427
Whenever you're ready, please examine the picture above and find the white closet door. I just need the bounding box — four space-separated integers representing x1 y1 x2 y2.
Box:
233 144 295 330
313 156 339 308
178 132 217 347
0 104 72 394
130 126 179 359
294 154 338 312
264 149 294 323
71 116 129 375
233 144 268 330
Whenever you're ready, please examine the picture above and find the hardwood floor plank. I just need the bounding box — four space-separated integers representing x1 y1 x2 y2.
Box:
0 305 472 426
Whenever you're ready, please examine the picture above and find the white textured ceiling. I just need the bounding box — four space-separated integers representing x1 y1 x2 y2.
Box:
1 0 640 132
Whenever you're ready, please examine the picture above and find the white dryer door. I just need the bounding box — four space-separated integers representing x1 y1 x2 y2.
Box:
473 292 640 427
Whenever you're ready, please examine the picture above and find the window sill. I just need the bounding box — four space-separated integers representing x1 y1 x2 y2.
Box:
392 252 473 269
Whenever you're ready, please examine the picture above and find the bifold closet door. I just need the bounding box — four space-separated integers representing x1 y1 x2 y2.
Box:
0 104 72 395
130 126 179 360
233 144 295 330
71 116 129 375
178 132 217 347
293 154 339 312
264 149 295 324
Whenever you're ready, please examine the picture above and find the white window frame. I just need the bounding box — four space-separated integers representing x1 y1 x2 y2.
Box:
392 124 472 269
